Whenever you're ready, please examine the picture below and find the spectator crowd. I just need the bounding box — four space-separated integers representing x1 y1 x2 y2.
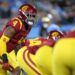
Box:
0 0 75 38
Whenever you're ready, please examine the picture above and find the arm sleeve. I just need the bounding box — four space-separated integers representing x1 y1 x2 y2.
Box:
0 35 10 56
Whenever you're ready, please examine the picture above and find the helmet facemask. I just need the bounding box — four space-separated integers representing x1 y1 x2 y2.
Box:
25 13 37 26
19 10 37 26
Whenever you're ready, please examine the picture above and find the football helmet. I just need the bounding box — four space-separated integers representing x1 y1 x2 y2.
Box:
18 4 37 25
48 30 64 40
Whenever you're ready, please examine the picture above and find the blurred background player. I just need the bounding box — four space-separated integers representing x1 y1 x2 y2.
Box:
52 31 75 75
0 4 37 75
17 29 64 75
35 30 64 75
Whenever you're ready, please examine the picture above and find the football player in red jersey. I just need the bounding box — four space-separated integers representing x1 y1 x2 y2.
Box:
17 30 64 75
0 4 37 75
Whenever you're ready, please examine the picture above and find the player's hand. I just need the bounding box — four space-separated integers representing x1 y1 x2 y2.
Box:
2 62 14 72
2 62 10 70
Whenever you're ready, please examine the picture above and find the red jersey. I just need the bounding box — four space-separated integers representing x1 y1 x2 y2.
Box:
66 31 75 38
22 38 56 54
0 17 32 53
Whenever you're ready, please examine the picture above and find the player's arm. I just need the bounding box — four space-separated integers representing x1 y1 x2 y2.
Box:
1 26 16 59
4 26 16 38
0 26 16 64
0 26 15 65
1 26 21 74
1 26 16 70
0 26 16 56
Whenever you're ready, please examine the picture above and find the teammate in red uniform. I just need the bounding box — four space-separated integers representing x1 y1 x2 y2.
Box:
17 30 64 75
0 4 37 75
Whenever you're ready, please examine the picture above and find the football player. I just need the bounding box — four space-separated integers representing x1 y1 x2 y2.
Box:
52 31 75 75
0 4 37 75
17 30 64 75
35 30 64 75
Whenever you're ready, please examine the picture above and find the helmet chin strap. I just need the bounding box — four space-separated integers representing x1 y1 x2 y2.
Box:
27 21 34 26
